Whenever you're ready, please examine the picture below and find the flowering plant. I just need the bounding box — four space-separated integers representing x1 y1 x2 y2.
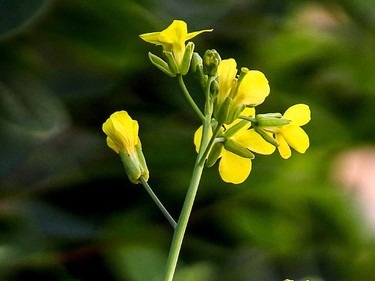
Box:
103 19 311 281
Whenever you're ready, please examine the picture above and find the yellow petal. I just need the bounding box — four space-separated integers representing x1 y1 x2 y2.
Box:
219 150 252 184
276 134 291 159
234 129 275 155
283 104 311 126
280 125 310 154
217 59 237 104
102 111 139 154
194 125 203 152
236 70 270 106
186 29 213 40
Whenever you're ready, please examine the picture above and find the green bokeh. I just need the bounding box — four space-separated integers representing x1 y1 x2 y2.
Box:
1 0 375 280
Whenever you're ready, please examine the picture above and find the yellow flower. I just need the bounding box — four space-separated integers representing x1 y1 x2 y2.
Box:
215 58 270 124
194 108 275 184
265 104 311 159
102 111 149 183
140 20 212 71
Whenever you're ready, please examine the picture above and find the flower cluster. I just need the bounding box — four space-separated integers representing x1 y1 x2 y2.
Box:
103 19 311 186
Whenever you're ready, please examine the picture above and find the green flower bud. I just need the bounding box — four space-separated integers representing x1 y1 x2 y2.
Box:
148 52 176 77
224 139 255 159
179 41 195 75
203 49 221 76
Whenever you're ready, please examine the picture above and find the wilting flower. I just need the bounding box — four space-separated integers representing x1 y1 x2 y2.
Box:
194 108 275 184
264 104 311 159
140 20 212 74
102 111 149 183
215 58 270 124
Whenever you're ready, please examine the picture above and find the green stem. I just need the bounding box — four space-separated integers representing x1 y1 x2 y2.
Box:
162 160 205 281
177 75 205 122
140 176 177 229
163 77 215 281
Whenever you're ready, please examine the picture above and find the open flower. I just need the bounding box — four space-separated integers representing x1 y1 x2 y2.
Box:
102 111 149 183
264 104 311 159
194 108 275 184
215 58 270 124
140 20 212 74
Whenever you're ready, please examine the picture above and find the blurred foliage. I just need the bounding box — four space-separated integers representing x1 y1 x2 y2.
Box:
1 0 375 280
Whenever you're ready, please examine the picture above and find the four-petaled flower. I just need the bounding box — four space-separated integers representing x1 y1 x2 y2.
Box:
140 20 212 73
194 108 275 184
264 104 311 159
102 111 149 183
215 58 270 124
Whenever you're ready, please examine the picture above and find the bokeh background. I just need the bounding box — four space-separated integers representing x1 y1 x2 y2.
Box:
1 0 375 280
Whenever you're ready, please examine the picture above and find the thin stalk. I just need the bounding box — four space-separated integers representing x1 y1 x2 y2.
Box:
177 75 205 122
163 77 215 281
140 176 177 229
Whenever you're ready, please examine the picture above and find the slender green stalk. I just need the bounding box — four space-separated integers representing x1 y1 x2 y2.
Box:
177 75 205 122
163 77 215 281
140 176 177 229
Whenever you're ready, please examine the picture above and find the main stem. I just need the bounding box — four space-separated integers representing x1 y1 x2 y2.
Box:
163 77 214 281
163 160 205 281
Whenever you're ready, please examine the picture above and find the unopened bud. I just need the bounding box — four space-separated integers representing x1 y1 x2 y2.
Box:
203 49 221 76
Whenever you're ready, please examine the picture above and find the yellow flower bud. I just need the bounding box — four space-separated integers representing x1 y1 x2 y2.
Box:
102 111 149 184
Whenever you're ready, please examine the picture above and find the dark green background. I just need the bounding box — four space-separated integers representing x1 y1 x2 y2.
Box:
1 0 375 280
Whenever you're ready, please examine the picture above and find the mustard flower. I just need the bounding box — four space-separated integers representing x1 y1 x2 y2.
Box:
264 104 311 159
194 108 275 184
102 111 149 184
215 58 270 124
140 20 212 74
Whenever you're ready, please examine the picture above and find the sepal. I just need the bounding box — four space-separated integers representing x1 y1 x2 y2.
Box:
256 113 291 127
224 139 255 159
148 52 176 77
254 126 279 147
206 142 223 167
179 42 195 75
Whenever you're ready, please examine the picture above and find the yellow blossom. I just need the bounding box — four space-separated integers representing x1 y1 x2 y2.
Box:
194 108 275 184
102 111 149 183
140 20 212 71
265 104 311 159
215 58 270 124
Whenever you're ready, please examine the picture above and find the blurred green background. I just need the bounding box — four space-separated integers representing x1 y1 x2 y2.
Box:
1 0 375 280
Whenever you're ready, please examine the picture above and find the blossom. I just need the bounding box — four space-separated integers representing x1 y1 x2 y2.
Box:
265 104 311 159
215 58 270 124
140 20 212 71
194 108 275 184
102 111 149 183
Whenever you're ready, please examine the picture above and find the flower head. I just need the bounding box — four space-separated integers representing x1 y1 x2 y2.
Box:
215 59 270 124
194 108 275 184
140 20 212 73
264 104 311 159
102 111 149 183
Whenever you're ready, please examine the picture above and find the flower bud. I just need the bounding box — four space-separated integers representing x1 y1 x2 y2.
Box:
203 49 221 76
